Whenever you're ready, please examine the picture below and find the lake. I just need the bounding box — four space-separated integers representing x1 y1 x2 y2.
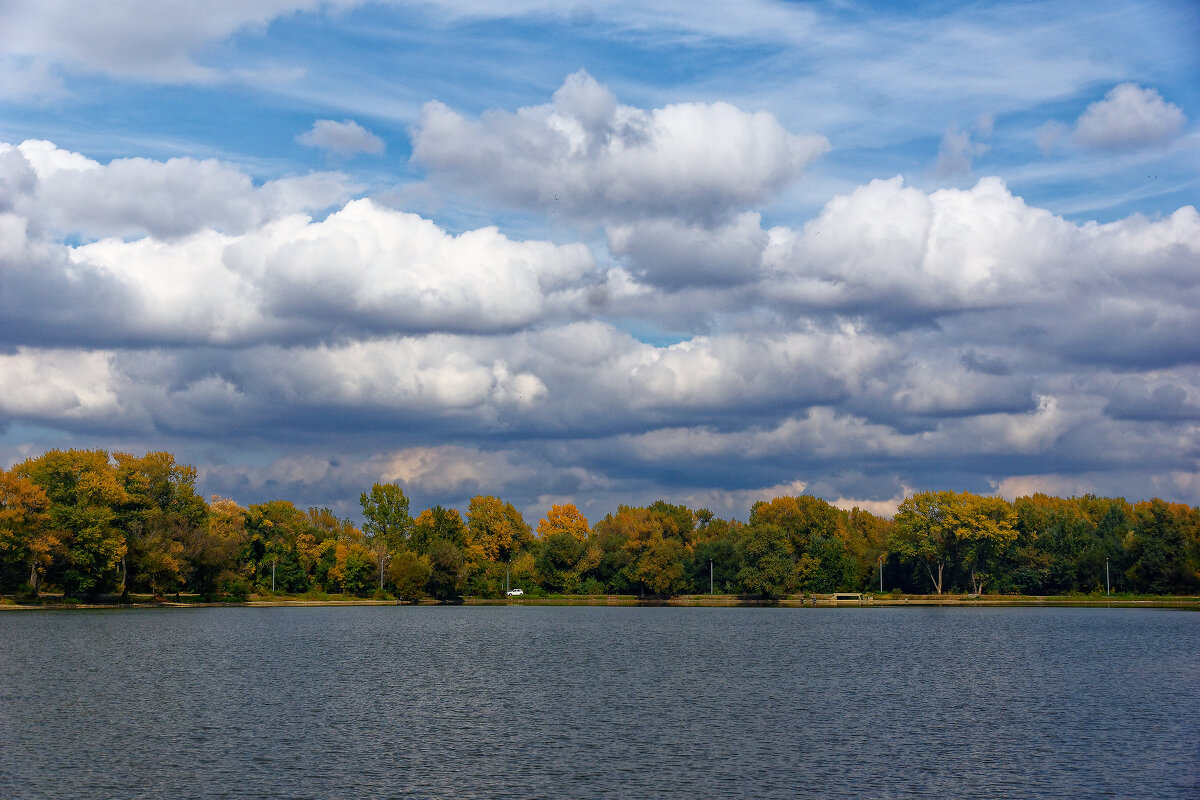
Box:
1 605 1196 799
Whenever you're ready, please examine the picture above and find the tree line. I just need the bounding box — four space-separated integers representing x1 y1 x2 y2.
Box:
1 449 1197 601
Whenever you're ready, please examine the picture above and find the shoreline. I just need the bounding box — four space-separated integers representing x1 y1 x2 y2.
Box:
3 593 1198 611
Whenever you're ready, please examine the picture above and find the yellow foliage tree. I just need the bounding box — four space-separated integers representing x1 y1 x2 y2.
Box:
466 495 533 562
0 468 56 596
892 490 1016 594
536 503 590 541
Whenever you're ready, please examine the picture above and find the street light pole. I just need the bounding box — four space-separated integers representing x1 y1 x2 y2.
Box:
1106 557 1110 596
879 555 883 593
709 560 713 594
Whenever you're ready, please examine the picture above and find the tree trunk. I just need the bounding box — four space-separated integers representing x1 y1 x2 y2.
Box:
29 561 40 598
971 571 984 595
926 561 944 594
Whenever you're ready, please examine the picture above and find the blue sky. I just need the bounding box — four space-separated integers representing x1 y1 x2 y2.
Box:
1 0 1197 522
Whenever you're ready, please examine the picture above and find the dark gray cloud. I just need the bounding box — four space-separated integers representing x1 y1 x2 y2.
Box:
1104 378 1200 421
606 213 768 289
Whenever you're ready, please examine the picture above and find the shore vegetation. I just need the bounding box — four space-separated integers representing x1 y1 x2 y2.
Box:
2 449 1198 604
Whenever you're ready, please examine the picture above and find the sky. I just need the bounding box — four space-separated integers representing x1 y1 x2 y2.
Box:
0 0 1198 524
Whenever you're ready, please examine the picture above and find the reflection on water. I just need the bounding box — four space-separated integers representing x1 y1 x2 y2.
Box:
1 606 1196 799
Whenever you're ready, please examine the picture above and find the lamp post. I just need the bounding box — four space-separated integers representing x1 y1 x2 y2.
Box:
709 560 713 595
878 554 884 593
1106 557 1110 596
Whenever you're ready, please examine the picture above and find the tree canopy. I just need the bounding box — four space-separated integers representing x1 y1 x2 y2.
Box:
2 449 1197 602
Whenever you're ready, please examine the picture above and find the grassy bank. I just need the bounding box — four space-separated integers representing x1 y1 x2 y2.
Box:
5 591 1198 610
485 592 1200 608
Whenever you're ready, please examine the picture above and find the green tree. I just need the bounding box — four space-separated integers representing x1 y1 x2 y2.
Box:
271 548 310 594
411 506 466 554
689 530 742 594
339 542 377 596
1125 500 1197 593
536 530 589 593
736 523 797 599
16 450 128 596
891 491 958 594
426 540 467 601
360 483 413 552
388 550 431 602
749 495 856 591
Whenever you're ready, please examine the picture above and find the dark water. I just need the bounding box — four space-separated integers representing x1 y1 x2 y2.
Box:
1 606 1196 799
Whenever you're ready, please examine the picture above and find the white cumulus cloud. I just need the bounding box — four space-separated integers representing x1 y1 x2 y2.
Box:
297 119 385 155
0 138 598 347
411 70 829 223
1073 83 1186 151
3 139 354 239
762 175 1200 343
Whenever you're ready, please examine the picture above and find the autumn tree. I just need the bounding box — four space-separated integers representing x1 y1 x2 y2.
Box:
610 505 691 596
195 496 250 599
466 495 533 563
891 491 1017 594
16 450 128 596
843 507 893 589
536 503 590 541
0 469 55 596
411 506 466 554
956 494 1017 594
114 451 208 596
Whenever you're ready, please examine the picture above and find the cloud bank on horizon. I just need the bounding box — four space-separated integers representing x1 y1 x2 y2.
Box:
0 0 1197 522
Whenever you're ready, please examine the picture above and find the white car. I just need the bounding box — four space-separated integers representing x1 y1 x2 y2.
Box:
506 588 524 596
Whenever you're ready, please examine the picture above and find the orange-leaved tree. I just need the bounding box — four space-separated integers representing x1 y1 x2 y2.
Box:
536 503 589 541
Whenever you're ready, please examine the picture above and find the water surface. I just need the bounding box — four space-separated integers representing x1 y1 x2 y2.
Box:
1 606 1196 799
